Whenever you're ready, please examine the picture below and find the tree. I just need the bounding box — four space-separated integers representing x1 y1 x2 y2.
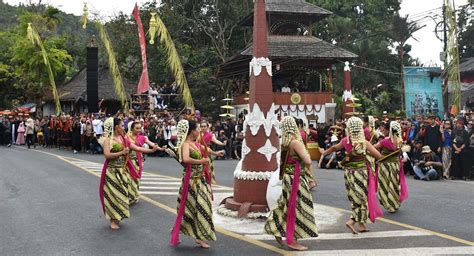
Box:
389 15 423 112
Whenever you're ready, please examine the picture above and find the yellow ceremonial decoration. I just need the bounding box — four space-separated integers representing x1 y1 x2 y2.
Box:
148 12 157 45
96 22 129 112
26 23 62 115
81 3 88 29
149 12 194 109
291 93 302 104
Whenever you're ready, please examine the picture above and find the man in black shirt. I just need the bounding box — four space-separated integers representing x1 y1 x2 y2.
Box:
423 115 442 157
451 119 470 180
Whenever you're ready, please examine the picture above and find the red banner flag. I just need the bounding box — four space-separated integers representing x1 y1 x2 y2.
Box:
132 3 150 94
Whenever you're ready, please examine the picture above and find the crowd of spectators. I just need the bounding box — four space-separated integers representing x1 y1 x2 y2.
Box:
314 113 474 181
0 109 247 161
1 110 472 181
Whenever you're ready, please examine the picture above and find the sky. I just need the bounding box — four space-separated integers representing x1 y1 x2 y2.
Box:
3 0 470 66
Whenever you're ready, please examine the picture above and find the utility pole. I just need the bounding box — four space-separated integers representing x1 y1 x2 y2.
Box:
442 2 449 115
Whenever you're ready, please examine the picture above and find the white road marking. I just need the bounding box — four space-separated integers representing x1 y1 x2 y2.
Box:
140 191 178 195
246 230 432 241
294 246 474 256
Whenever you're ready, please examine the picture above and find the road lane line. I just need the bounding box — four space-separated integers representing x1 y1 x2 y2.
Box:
246 230 432 241
292 246 474 255
50 152 292 255
23 147 473 248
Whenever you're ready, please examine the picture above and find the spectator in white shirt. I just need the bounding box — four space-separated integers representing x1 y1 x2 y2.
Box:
92 118 104 137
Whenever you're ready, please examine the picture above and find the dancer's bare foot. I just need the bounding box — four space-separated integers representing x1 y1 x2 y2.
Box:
309 180 317 190
195 240 210 249
345 219 358 234
274 236 284 247
110 220 120 230
358 223 369 233
287 241 308 251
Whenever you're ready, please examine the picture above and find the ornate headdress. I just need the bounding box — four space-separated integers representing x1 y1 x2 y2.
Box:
127 120 135 136
368 115 375 129
280 116 302 148
99 117 114 147
389 121 402 149
175 119 189 162
346 117 366 155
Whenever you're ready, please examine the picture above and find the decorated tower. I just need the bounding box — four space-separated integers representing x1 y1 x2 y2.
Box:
223 0 280 215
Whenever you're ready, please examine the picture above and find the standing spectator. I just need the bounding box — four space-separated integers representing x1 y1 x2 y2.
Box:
451 119 470 180
16 120 26 145
25 118 35 148
92 116 104 138
413 146 442 181
71 118 82 154
441 120 453 179
215 130 228 159
467 129 474 180
222 119 234 159
423 115 442 157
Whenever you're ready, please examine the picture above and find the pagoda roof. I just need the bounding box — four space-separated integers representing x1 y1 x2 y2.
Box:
44 66 136 102
216 35 357 78
239 0 332 26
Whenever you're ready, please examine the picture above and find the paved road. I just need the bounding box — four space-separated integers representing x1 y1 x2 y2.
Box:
1 146 473 255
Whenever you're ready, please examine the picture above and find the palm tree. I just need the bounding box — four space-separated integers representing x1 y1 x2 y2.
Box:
389 15 423 113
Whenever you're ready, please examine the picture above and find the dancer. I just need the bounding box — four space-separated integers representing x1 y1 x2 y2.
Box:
126 121 164 205
99 117 158 230
374 121 408 213
321 117 382 234
264 116 318 251
199 120 226 185
170 120 215 248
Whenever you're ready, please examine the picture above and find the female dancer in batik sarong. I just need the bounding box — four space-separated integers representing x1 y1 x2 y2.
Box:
321 117 382 234
295 118 318 190
374 121 408 213
170 120 216 248
199 121 226 185
99 117 158 230
126 121 163 205
264 116 318 251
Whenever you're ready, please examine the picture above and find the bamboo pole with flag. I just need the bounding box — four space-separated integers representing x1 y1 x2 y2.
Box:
26 23 62 115
132 3 150 94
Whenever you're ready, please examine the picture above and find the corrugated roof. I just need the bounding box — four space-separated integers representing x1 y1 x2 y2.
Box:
460 57 474 74
241 35 358 59
44 66 136 102
266 0 333 15
239 0 332 26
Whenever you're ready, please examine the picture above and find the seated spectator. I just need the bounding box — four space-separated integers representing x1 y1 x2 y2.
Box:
413 146 442 181
281 84 291 93
89 136 103 154
318 135 342 169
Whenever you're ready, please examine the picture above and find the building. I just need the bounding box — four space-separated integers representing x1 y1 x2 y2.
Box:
42 66 136 116
216 0 358 123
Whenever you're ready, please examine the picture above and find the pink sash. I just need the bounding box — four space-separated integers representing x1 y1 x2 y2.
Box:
170 164 193 246
342 138 383 222
367 162 383 222
99 159 109 214
285 156 301 245
379 138 409 202
126 135 146 180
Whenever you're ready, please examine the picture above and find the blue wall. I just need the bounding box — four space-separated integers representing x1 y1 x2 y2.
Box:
404 67 443 118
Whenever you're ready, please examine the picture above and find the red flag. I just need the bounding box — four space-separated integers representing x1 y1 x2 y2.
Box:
132 3 150 94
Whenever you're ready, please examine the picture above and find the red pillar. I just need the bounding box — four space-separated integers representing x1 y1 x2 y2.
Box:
225 0 279 215
342 61 353 118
